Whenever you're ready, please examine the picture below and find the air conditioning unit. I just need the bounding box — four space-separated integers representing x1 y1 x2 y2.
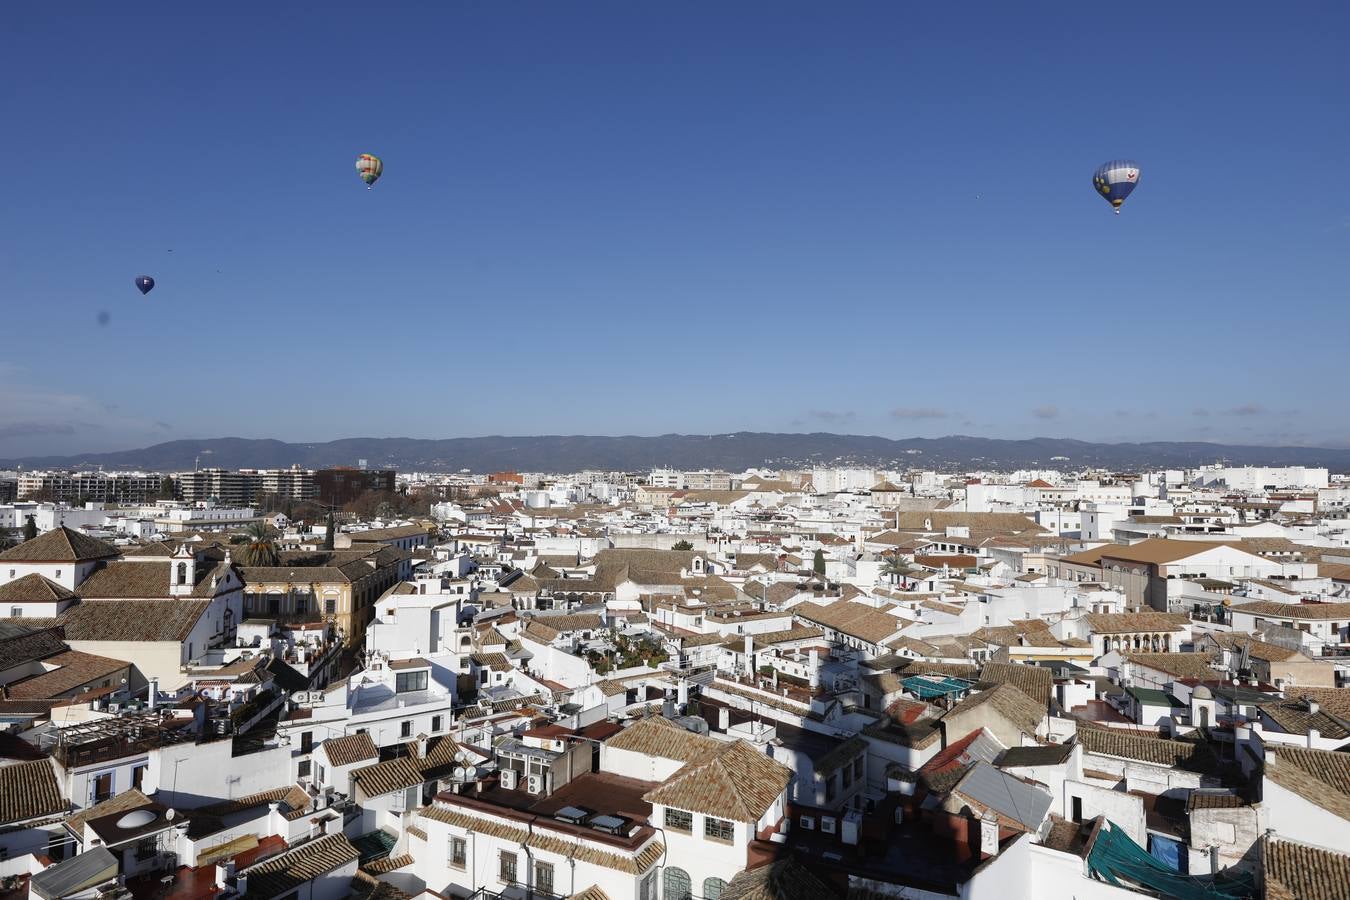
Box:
499 769 517 790
527 775 542 794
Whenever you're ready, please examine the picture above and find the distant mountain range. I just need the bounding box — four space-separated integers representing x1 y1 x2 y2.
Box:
4 433 1350 474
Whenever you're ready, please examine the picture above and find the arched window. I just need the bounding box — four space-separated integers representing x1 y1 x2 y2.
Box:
703 877 727 900
664 867 691 900
176 562 187 585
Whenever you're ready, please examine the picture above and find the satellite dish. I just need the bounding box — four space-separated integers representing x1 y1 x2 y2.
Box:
165 809 176 821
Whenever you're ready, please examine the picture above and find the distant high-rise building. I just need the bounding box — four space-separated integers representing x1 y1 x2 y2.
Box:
315 467 396 506
176 465 316 506
17 470 162 504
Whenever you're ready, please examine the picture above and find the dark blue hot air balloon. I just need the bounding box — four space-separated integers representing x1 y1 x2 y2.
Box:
134 275 155 295
1092 160 1141 214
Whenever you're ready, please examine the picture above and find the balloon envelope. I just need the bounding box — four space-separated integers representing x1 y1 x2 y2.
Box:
356 153 383 188
134 275 155 295
1092 160 1141 213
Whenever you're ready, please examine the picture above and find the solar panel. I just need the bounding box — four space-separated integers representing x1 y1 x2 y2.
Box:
554 806 589 823
590 814 627 834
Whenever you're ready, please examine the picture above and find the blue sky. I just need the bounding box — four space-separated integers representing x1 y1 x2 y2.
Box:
2 2 1347 457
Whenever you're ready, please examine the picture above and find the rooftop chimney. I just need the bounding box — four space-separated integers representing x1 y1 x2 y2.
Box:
718 706 729 731
1308 700 1320 716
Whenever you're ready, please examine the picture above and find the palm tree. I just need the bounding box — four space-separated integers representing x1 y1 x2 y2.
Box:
237 522 280 567
882 556 911 586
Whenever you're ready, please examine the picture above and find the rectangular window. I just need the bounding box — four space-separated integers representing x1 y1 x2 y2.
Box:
325 597 337 615
132 764 147 790
136 836 157 861
499 850 518 884
842 764 853 788
298 759 311 779
704 816 734 842
448 836 466 868
432 715 443 732
853 757 863 781
664 808 693 832
9 607 19 617
396 671 428 693
535 860 554 894
92 772 113 804
401 720 412 739
300 731 313 754
825 773 837 801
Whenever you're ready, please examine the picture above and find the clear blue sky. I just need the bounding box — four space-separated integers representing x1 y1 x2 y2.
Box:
2 2 1347 457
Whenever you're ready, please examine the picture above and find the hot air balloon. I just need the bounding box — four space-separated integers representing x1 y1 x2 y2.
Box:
134 275 155 295
356 153 383 189
1092 160 1141 214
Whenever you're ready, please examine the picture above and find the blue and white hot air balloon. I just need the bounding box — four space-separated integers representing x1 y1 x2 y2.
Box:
1092 159 1141 214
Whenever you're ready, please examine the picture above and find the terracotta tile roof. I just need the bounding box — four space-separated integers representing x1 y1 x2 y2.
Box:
58 599 212 642
1185 791 1246 812
642 740 792 823
420 804 664 875
0 526 118 562
1076 727 1219 773
321 733 378 768
470 652 512 672
814 735 869 777
0 758 65 825
1259 701 1350 739
1262 834 1350 900
362 854 413 874
1198 632 1307 666
793 600 906 644
353 757 426 798
1121 652 1219 681
1096 538 1249 566
1285 687 1350 718
78 560 238 600
5 649 127 700
1264 745 1350 822
0 573 78 604
240 833 358 897
201 784 309 817
1084 612 1191 635
0 626 68 669
723 857 838 900
568 886 610 900
943 683 1045 736
978 661 1053 704
606 715 722 763
64 788 151 834
1232 600 1350 621
920 598 964 616
404 734 463 778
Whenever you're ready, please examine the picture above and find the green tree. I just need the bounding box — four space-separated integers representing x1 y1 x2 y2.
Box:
236 522 280 567
671 539 694 551
882 556 910 584
22 516 38 542
323 509 336 551
0 529 19 552
813 548 826 578
157 475 178 501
